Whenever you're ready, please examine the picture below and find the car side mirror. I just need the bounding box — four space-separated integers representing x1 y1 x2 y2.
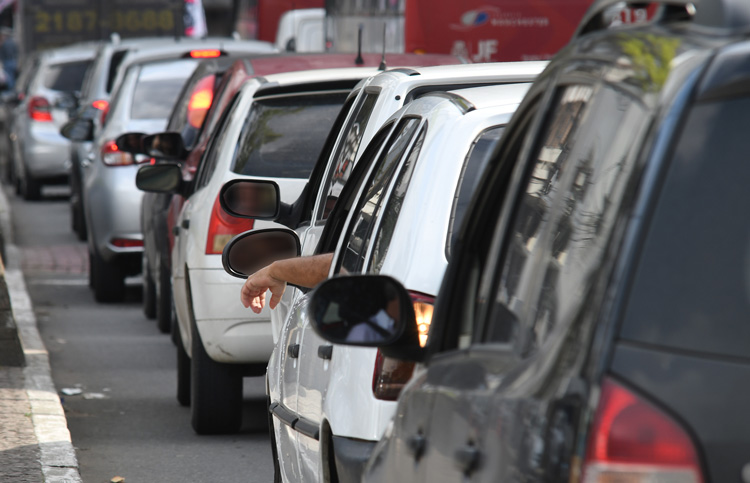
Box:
115 132 147 154
135 163 183 194
309 275 425 361
222 228 301 278
60 117 94 142
219 179 280 220
142 132 187 160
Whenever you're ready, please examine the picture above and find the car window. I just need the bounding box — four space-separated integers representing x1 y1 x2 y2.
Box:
231 91 348 179
316 91 380 223
369 127 426 274
338 117 422 274
43 60 91 92
447 126 505 256
620 95 750 359
130 59 198 120
484 83 649 358
193 92 242 191
106 49 129 94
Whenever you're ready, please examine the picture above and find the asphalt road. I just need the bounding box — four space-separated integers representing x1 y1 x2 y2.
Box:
8 184 274 483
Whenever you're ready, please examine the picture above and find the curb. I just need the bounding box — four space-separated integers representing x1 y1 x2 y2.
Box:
0 184 82 482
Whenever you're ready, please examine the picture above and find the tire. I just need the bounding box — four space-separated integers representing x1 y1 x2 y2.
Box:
142 255 156 319
70 176 87 241
176 327 191 407
21 171 41 201
190 318 243 434
155 260 172 334
90 249 125 303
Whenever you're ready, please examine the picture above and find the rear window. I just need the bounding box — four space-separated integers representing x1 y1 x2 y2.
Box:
620 96 750 359
231 91 348 179
130 60 198 120
43 60 91 92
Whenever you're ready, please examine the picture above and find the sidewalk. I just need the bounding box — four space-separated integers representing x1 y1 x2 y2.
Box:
0 184 82 482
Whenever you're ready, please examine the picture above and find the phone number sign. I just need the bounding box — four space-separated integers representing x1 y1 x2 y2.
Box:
23 0 185 52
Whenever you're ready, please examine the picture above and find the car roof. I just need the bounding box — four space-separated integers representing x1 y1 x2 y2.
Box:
244 52 465 77
253 66 384 92
38 41 100 63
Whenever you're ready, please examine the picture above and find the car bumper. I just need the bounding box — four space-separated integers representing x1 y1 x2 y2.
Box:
332 436 377 483
190 267 273 364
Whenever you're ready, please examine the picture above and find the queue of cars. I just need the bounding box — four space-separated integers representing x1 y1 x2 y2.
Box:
9 0 750 481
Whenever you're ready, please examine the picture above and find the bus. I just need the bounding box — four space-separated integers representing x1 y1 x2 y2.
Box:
324 0 645 62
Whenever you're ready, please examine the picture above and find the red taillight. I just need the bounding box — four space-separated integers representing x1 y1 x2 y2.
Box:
189 49 221 59
111 238 144 248
205 193 254 255
372 350 415 401
92 99 110 125
28 96 52 122
371 291 434 400
187 74 215 129
101 140 135 167
582 378 703 483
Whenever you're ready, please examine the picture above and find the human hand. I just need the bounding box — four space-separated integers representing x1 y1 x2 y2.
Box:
240 263 287 314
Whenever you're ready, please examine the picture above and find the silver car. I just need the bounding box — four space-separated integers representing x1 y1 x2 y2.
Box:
79 40 275 303
10 41 98 200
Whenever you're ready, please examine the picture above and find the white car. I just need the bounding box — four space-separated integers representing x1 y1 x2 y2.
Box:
138 67 382 434
224 79 537 482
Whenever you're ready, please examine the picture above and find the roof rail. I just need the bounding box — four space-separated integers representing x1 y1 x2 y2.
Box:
574 0 750 38
110 32 121 45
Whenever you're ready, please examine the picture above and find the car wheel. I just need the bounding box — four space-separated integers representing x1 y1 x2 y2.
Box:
70 179 87 241
142 255 156 319
155 260 172 334
176 327 191 407
21 170 41 201
90 249 125 303
190 319 243 434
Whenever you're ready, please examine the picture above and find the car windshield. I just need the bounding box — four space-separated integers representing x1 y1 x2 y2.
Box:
130 59 198 120
43 59 91 92
231 91 349 179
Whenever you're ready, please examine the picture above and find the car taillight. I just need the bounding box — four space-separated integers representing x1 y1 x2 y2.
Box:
28 96 52 122
101 140 135 167
205 193 254 255
581 377 704 483
111 238 144 248
189 49 221 59
372 349 415 401
371 291 433 400
187 74 215 129
410 291 434 348
92 99 110 124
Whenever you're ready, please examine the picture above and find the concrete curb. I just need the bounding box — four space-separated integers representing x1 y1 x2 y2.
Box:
0 185 82 483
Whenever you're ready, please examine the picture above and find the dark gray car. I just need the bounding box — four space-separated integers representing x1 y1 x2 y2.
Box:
306 0 750 481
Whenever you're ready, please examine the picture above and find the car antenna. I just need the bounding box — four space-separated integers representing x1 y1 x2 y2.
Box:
355 24 364 66
378 23 387 71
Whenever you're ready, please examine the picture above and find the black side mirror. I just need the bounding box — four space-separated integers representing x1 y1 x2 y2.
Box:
309 275 425 361
142 132 187 160
55 92 78 113
222 228 301 278
135 163 183 194
115 132 147 154
60 117 94 142
219 179 280 220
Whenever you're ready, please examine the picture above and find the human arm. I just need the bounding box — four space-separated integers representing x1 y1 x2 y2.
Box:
240 252 334 314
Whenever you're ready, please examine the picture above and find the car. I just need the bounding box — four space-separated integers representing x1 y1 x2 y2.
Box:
9 41 98 200
65 35 276 241
138 52 461 334
62 40 276 303
136 66 390 435
221 63 544 482
302 0 750 482
222 61 545 341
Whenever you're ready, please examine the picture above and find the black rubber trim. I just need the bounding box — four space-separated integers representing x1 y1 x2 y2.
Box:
270 401 296 428
269 401 320 440
293 418 320 440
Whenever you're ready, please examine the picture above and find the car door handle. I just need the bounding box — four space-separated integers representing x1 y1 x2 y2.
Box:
317 345 332 360
181 219 190 229
454 443 481 475
406 432 426 460
172 226 180 236
288 344 300 358
81 157 92 168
